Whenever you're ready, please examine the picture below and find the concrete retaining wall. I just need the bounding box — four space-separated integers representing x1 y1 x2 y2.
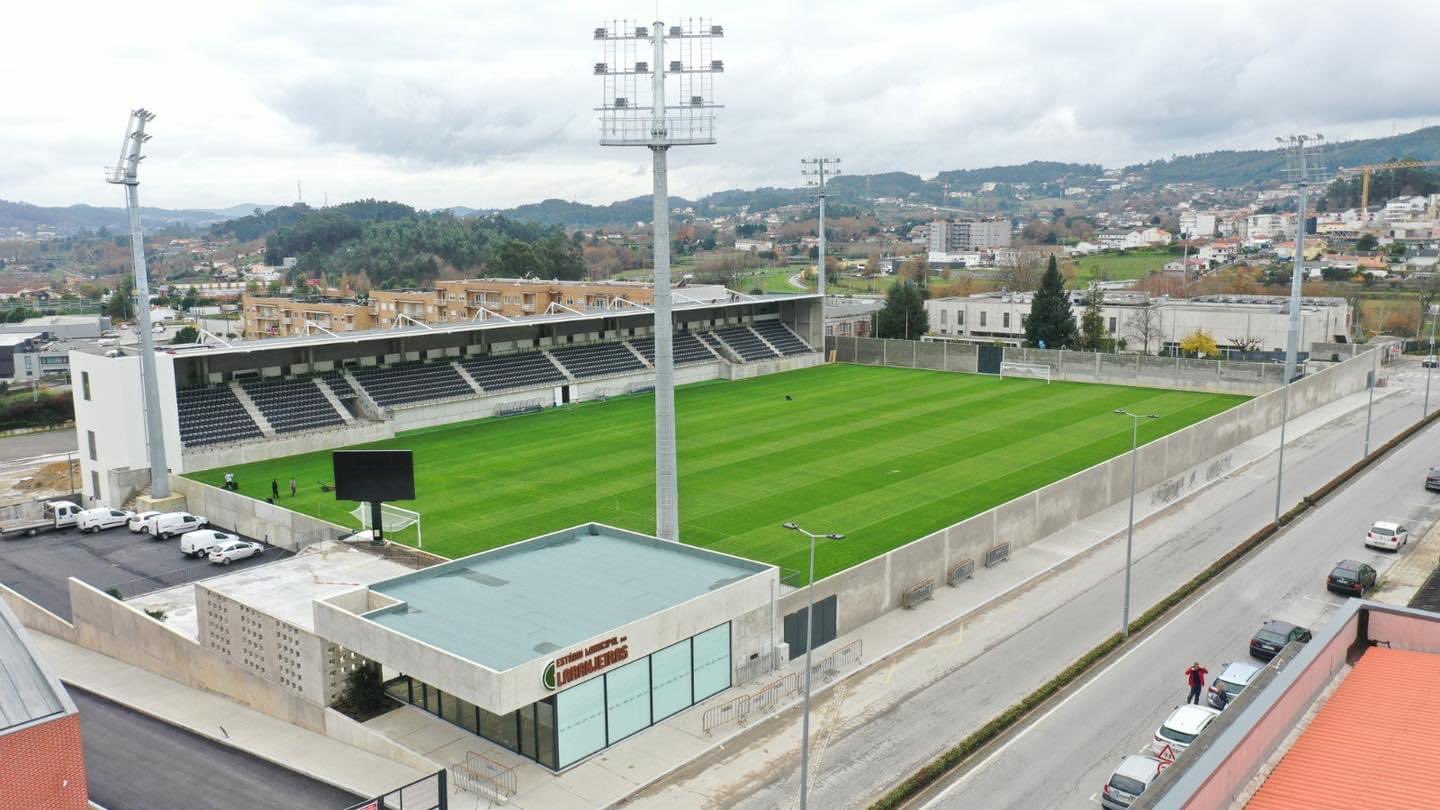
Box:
779 347 1382 635
170 477 352 552
323 708 438 773
0 584 77 642
180 421 395 473
64 578 327 732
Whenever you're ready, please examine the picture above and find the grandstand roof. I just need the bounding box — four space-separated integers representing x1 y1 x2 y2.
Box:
166 291 818 359
360 523 770 671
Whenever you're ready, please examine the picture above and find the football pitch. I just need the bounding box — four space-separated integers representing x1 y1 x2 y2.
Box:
186 364 1246 582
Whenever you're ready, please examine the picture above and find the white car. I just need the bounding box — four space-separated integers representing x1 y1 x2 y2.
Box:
1364 520 1409 551
1151 705 1221 756
179 529 238 559
209 540 263 565
128 511 161 532
144 512 209 539
77 507 134 533
1100 754 1165 809
1424 355 1438 369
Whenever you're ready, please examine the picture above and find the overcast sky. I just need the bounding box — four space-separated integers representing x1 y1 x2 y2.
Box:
6 0 1438 211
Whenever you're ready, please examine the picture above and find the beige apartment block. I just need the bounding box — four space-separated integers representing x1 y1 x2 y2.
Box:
241 295 374 339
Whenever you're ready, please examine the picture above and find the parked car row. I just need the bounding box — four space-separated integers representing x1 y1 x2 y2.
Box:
5 501 264 566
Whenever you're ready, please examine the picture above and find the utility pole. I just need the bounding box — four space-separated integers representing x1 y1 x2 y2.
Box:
803 157 840 301
106 109 170 500
596 19 723 541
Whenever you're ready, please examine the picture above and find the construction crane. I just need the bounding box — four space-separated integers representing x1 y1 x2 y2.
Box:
1336 159 1440 222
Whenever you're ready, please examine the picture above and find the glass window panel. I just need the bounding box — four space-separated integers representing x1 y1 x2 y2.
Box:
650 639 692 722
384 675 412 705
519 704 537 759
441 692 467 729
536 698 557 769
494 709 520 753
479 707 507 747
606 658 651 745
423 682 441 715
692 624 731 702
556 677 606 768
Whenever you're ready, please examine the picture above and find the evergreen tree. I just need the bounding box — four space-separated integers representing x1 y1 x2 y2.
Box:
876 281 929 340
1079 286 1107 350
1023 255 1077 348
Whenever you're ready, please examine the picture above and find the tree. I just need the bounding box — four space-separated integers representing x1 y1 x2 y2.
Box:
1180 329 1218 358
1418 274 1440 339
1227 334 1264 354
1023 256 1077 348
875 281 929 340
863 254 880 277
171 326 199 345
996 248 1047 291
267 279 285 296
1078 286 1107 350
1125 303 1162 354
1355 233 1379 252
107 275 135 321
181 285 199 311
899 254 930 286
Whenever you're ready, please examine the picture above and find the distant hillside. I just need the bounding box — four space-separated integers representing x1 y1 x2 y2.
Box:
496 196 695 228
0 199 277 234
1125 126 1440 186
935 161 1103 187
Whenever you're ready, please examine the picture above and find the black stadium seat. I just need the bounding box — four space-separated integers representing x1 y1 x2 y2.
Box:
548 342 646 380
351 360 474 408
460 351 567 392
174 385 263 447
240 377 346 435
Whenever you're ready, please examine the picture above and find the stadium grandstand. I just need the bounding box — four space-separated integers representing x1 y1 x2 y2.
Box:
71 292 822 506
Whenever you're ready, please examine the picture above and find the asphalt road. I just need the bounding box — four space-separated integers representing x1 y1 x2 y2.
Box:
623 362 1436 809
0 522 288 618
927 375 1440 808
0 427 78 461
73 687 362 810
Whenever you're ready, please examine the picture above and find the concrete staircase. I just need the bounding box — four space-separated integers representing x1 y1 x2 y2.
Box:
451 361 485 395
746 325 783 357
228 382 276 438
313 379 356 425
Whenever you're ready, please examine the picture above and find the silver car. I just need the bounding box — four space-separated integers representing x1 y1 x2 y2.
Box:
1100 754 1164 809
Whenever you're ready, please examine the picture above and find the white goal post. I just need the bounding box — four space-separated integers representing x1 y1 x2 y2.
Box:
999 361 1052 383
350 502 423 548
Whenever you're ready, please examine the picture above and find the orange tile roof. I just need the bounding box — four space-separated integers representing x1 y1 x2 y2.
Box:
1247 647 1440 810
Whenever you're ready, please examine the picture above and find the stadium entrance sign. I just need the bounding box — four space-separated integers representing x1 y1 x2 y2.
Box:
542 635 629 690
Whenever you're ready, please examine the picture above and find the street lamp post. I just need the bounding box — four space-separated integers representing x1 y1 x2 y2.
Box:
1114 410 1159 641
782 521 845 810
1426 304 1436 417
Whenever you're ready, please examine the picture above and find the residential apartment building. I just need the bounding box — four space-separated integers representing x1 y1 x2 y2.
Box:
1245 213 1292 239
925 291 1349 354
243 280 733 339
241 295 375 339
1179 211 1217 239
927 218 1012 253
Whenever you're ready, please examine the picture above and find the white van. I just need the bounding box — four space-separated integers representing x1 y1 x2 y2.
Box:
179 529 237 558
146 512 209 539
77 507 134 533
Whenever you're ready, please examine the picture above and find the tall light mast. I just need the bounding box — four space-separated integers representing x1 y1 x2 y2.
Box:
106 109 171 500
1276 133 1325 384
595 19 723 541
803 157 840 301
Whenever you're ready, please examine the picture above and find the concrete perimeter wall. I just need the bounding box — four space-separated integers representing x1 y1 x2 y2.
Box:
827 336 1286 394
170 477 352 552
0 579 325 733
779 346 1382 636
180 421 395 474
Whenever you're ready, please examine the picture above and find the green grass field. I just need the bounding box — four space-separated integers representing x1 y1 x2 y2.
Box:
187 365 1245 582
1072 249 1174 282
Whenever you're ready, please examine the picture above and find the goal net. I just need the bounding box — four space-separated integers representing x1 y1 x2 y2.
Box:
999 361 1052 383
349 502 423 548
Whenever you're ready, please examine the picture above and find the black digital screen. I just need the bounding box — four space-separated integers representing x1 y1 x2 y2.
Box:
332 450 415 502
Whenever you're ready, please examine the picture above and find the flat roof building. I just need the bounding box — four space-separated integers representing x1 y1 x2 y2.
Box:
314 523 778 771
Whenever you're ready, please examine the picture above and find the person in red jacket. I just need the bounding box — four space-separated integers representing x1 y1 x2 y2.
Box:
1185 662 1209 705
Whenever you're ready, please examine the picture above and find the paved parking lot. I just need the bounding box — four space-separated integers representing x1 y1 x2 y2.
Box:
0 521 289 618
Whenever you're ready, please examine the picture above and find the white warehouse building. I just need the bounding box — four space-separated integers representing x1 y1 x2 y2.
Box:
925 292 1350 355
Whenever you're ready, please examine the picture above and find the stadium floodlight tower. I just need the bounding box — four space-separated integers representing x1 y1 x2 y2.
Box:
1271 133 1327 521
595 18 723 541
106 109 170 500
802 157 840 300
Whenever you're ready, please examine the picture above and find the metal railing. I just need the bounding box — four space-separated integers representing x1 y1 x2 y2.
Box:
702 639 864 735
733 648 779 686
345 770 447 810
902 578 935 609
450 751 517 803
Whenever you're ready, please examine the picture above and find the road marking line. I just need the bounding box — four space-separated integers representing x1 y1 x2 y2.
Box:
921 586 1220 808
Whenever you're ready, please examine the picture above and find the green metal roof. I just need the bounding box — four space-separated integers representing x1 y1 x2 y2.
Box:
364 523 768 671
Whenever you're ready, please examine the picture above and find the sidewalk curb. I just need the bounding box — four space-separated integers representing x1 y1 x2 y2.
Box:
606 393 1381 808
61 680 380 801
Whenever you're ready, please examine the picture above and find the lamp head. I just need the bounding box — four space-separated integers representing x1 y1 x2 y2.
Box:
782 522 799 531
826 533 846 540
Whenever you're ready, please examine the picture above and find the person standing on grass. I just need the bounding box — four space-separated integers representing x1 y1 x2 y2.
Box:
1185 662 1209 705
223 472 235 491
271 478 280 499
289 477 297 497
